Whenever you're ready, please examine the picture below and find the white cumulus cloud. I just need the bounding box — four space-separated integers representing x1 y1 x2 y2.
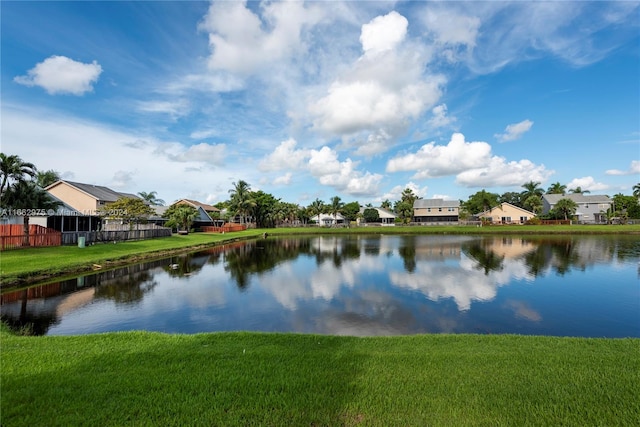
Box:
259 138 309 172
566 177 609 192
360 11 408 55
308 146 382 196
14 55 102 95
605 160 640 176
495 119 534 142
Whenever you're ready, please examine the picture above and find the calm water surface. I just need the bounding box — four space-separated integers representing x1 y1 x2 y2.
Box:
2 235 638 337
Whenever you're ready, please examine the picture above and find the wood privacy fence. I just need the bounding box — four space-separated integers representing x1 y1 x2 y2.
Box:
201 223 247 233
62 228 172 245
0 224 62 251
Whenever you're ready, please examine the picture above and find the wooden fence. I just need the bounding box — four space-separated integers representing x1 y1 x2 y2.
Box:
201 223 247 233
62 228 172 245
0 224 61 251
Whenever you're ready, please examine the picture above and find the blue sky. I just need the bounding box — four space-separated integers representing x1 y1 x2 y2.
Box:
2 1 639 206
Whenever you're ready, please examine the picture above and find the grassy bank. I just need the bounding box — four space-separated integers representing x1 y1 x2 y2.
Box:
1 327 638 426
2 224 638 289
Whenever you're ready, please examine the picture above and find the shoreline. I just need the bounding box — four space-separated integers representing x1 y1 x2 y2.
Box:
2 224 638 290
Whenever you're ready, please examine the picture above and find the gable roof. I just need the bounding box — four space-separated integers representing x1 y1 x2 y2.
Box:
414 198 460 209
46 180 141 203
359 206 397 219
542 194 611 204
173 199 220 212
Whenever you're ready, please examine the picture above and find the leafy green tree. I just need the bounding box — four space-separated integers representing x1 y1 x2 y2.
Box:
523 195 543 215
228 180 256 224
550 198 578 220
547 182 567 194
394 201 413 223
36 169 61 188
612 193 640 219
363 208 379 223
463 190 500 215
341 201 360 223
251 191 279 228
499 192 522 207
163 204 199 232
101 197 154 230
0 153 37 203
3 181 61 245
137 191 165 206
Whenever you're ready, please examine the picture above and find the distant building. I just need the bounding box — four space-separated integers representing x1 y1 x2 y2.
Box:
477 203 536 224
358 206 397 225
413 199 460 223
541 194 612 223
311 213 346 226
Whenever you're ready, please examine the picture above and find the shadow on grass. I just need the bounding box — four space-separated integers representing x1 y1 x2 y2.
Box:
1 332 367 426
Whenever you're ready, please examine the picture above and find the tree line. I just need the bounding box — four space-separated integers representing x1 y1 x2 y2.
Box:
2 153 640 235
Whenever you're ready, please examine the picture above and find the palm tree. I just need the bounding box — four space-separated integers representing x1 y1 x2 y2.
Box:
521 181 544 202
633 183 640 199
0 153 37 203
329 196 343 225
309 198 324 225
381 199 392 210
523 195 543 215
552 198 579 221
3 181 60 245
137 191 165 206
36 169 61 188
569 186 590 194
228 180 255 224
547 182 566 195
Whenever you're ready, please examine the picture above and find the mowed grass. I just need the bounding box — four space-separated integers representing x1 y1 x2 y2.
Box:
1 328 638 426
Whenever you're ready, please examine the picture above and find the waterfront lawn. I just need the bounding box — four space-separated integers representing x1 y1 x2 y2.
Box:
1 328 638 426
0 231 262 285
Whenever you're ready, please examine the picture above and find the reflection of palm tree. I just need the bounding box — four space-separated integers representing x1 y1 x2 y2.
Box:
398 237 417 273
464 243 504 275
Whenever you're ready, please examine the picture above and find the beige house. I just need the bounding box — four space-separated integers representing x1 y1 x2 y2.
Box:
45 180 139 216
413 199 460 223
478 203 536 224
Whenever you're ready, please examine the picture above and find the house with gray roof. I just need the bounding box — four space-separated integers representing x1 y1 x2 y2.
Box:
45 180 143 216
413 199 460 223
541 194 612 223
358 206 397 225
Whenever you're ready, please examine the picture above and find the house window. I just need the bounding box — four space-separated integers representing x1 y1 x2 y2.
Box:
501 216 511 223
438 208 442 212
448 207 455 212
427 208 431 212
520 216 527 223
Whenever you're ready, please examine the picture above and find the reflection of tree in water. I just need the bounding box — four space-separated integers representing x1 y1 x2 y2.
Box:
398 237 417 273
163 253 210 278
463 242 504 275
1 290 58 336
94 271 157 305
224 238 313 290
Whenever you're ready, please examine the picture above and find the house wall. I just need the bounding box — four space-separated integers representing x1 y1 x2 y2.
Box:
47 183 98 214
572 202 610 223
482 205 534 224
414 206 459 222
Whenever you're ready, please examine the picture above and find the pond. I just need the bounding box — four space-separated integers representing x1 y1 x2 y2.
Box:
2 235 639 337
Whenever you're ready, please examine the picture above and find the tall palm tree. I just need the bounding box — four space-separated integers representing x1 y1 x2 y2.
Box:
381 199 392 210
521 180 544 202
309 198 324 225
547 182 566 195
633 183 640 199
0 153 37 203
329 196 344 225
228 180 255 224
137 191 165 206
523 195 543 215
552 198 578 221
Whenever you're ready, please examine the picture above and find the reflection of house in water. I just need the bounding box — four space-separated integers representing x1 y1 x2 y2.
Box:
482 237 537 259
412 235 475 260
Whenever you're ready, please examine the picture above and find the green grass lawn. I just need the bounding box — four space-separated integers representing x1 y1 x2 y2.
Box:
1 328 638 426
2 224 638 288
